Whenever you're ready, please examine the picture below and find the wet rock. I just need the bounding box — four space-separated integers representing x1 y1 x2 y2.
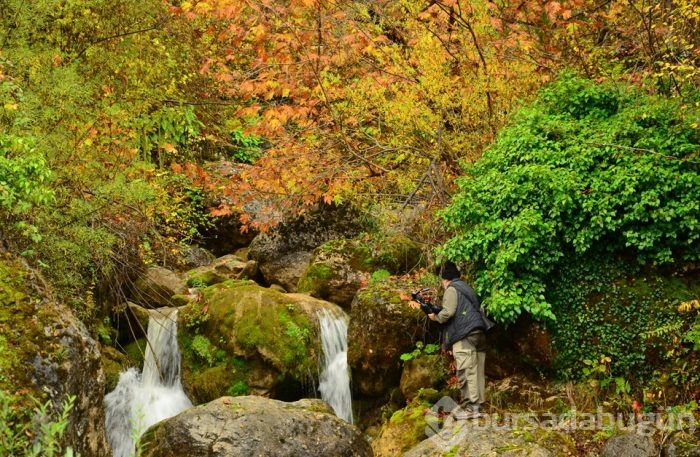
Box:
347 278 436 398
130 266 188 308
185 254 258 287
140 396 373 457
248 204 366 292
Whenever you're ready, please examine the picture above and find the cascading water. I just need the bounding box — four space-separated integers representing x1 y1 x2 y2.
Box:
105 307 192 457
317 308 353 423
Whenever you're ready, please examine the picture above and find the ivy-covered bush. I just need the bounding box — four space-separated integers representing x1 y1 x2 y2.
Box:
440 72 700 324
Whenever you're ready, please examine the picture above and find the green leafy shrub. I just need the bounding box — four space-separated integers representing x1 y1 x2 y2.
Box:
399 341 440 361
229 128 264 164
440 72 700 323
0 390 75 457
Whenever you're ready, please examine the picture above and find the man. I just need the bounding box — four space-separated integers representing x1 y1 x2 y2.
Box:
428 261 486 417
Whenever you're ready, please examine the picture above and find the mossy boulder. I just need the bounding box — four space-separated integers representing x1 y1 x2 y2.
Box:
297 239 369 308
297 235 424 308
0 254 109 456
140 396 373 457
130 266 188 308
371 395 437 457
248 203 367 291
348 275 440 397
399 355 450 401
185 254 258 288
100 345 132 393
179 281 343 402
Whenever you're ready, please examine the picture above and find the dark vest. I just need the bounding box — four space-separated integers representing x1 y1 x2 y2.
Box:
442 280 484 349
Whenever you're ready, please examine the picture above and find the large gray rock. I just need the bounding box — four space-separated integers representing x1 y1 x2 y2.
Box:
131 266 188 307
600 432 658 457
248 204 365 292
32 301 110 457
141 396 373 457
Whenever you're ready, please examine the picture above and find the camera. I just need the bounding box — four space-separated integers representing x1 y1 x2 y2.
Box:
411 288 443 315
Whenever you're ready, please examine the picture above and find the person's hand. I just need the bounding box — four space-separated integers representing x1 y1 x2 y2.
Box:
428 313 436 321
408 300 420 310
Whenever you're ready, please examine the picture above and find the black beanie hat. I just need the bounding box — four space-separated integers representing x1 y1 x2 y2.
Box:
440 261 460 280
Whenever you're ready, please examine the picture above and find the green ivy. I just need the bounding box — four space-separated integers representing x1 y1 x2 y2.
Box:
439 72 700 324
548 258 691 384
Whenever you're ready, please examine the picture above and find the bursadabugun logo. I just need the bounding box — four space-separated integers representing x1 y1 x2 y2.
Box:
424 396 472 451
424 396 696 451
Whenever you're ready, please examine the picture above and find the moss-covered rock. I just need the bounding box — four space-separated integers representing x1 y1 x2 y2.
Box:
248 203 368 291
348 273 441 397
179 281 343 403
185 254 258 288
0 254 109 456
298 234 424 308
371 395 436 456
399 354 450 401
101 345 132 393
297 239 368 308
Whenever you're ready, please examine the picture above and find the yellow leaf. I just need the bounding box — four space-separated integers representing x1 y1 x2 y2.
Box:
3 103 18 111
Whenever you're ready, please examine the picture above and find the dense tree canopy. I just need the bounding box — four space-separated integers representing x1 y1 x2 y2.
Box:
440 73 700 323
0 0 698 318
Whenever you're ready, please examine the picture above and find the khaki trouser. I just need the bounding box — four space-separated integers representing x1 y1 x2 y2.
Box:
452 331 486 405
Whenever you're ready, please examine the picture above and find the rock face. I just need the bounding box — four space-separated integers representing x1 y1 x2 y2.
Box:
248 204 365 292
347 278 437 397
297 235 423 308
130 266 188 308
140 396 374 457
179 282 344 403
0 256 109 457
600 433 658 457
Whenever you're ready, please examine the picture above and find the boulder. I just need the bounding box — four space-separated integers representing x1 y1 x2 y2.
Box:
130 266 188 308
185 254 258 287
297 235 424 309
179 245 216 269
0 256 109 457
140 396 373 457
600 433 658 457
373 396 572 457
399 355 449 401
248 204 366 292
297 239 370 308
179 282 345 403
347 277 439 397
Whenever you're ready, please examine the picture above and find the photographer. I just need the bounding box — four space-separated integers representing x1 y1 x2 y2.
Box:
412 261 487 417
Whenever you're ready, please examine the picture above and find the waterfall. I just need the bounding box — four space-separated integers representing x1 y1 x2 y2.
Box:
317 308 353 423
105 307 192 457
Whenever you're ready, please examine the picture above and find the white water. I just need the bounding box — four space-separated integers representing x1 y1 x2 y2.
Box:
317 308 353 423
105 308 192 457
